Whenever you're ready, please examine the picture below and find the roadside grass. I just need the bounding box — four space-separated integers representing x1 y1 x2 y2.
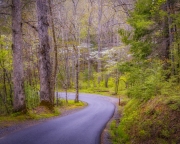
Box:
58 99 85 109
0 99 85 128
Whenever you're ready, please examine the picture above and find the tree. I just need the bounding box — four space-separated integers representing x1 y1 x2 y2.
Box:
72 0 80 103
97 0 102 84
12 0 26 112
36 0 53 108
48 0 58 105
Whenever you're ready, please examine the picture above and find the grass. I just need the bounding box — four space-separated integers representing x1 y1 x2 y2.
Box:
0 99 85 128
59 99 85 109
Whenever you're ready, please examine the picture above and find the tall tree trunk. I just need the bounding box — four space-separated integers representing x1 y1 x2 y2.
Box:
48 0 57 104
87 3 93 87
36 0 53 108
72 0 80 102
97 0 102 84
12 0 26 112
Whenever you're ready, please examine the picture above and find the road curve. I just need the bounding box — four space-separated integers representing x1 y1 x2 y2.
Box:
0 93 117 144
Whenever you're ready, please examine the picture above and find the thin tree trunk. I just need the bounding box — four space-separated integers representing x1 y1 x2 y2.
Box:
87 5 93 87
65 86 68 104
97 0 102 84
36 0 53 108
75 49 79 103
12 0 26 112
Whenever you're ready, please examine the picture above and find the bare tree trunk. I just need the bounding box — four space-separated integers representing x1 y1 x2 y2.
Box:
48 0 57 105
72 0 80 102
36 0 53 108
12 0 26 112
97 0 102 84
75 50 79 103
87 2 93 87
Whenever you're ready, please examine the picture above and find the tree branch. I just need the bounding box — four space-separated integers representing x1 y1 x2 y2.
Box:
22 20 38 32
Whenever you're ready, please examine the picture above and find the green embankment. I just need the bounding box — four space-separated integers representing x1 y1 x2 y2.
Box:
110 95 180 144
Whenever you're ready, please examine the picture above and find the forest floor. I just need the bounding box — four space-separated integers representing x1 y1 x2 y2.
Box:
0 100 86 138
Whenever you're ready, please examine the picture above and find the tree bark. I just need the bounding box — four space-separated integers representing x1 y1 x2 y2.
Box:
12 0 26 112
36 0 53 108
72 0 80 102
48 0 57 105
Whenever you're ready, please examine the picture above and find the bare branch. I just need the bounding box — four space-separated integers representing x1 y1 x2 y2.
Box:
22 20 38 32
0 12 10 15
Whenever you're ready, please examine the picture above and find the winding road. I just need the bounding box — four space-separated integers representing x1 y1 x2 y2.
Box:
0 93 117 144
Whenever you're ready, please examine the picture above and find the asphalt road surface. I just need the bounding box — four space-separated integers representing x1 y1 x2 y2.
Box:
0 93 117 144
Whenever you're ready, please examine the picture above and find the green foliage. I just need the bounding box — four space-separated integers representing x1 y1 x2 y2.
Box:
118 29 131 45
78 70 127 96
119 0 168 60
0 35 13 115
131 41 153 59
128 0 154 40
24 83 40 109
118 0 180 100
118 60 170 100
151 0 166 16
